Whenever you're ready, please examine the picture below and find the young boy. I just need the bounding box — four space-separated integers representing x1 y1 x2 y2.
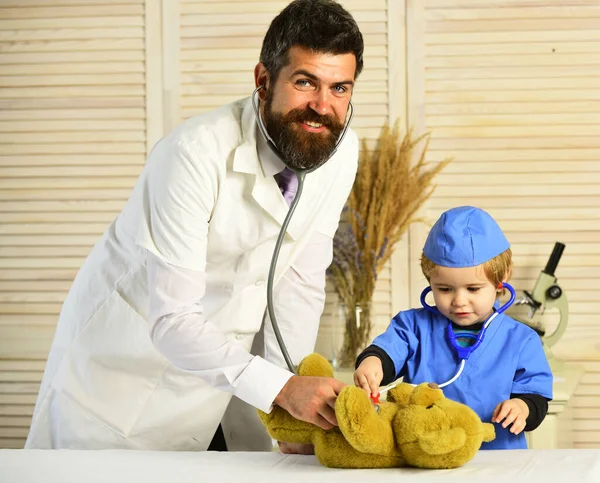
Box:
354 206 553 450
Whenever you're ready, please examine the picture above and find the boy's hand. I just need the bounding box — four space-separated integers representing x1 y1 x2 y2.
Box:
492 398 530 434
353 356 383 398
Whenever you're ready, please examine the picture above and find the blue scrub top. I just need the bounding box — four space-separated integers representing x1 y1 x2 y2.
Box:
372 308 553 450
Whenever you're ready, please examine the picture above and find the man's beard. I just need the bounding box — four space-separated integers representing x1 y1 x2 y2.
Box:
262 91 345 170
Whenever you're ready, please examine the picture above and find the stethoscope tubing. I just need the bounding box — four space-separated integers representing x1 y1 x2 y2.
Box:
252 87 354 375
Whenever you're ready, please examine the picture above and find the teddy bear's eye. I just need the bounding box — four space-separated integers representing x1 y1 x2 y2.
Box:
426 404 434 409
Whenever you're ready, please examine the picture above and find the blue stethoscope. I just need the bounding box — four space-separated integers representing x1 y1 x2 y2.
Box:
378 282 517 395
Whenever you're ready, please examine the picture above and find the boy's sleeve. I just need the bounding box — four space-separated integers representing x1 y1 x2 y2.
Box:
368 311 419 383
511 393 550 431
355 345 397 385
511 332 554 400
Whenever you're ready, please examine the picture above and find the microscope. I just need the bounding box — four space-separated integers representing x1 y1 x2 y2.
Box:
509 242 568 364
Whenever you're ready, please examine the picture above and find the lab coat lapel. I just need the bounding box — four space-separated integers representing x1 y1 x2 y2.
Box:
233 98 321 241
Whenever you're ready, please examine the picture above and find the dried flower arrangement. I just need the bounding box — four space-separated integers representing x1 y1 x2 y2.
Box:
327 122 451 367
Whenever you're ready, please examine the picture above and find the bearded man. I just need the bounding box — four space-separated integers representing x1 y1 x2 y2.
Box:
26 0 363 453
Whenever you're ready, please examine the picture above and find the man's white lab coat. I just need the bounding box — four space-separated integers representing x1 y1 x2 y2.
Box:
25 97 358 450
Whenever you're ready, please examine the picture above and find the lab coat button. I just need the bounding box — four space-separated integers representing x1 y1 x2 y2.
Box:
235 334 244 340
255 279 265 286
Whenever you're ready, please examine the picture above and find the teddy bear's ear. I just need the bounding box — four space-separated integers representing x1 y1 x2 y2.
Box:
386 383 414 405
297 353 334 378
410 382 444 407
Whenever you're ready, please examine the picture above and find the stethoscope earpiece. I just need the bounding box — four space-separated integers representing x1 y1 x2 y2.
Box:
419 283 516 320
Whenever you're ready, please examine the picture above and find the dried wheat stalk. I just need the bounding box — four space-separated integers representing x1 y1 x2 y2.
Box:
328 121 451 366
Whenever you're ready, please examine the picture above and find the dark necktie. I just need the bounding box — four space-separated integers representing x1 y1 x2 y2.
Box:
274 167 298 207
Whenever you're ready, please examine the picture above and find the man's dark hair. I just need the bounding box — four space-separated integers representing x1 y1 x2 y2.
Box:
259 0 364 82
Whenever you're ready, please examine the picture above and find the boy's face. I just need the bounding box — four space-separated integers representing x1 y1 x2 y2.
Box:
429 265 503 327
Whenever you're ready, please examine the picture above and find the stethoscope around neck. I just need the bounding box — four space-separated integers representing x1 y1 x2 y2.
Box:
251 85 354 176
379 282 517 395
251 85 355 375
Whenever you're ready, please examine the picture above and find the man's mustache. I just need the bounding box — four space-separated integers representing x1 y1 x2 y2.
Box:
282 108 343 130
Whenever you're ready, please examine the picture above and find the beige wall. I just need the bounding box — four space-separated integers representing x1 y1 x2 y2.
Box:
0 0 159 448
0 0 598 449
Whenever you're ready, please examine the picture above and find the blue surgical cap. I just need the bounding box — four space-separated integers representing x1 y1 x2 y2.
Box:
423 206 510 268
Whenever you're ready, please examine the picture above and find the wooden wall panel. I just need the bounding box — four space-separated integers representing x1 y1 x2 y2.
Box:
0 0 157 449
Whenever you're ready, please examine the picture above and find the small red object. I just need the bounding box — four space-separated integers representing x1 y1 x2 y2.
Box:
370 392 380 404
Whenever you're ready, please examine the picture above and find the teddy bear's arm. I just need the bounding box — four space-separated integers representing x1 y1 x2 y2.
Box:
257 408 316 445
336 386 398 456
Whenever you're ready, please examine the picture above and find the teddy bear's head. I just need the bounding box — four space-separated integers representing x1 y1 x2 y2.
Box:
386 381 496 468
259 353 494 469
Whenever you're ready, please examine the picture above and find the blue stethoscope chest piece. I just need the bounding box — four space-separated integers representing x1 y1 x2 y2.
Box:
447 323 485 361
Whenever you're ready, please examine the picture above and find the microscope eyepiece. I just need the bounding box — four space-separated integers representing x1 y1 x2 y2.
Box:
543 242 565 277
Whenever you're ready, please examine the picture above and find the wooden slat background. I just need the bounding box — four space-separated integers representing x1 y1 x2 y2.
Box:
0 0 159 449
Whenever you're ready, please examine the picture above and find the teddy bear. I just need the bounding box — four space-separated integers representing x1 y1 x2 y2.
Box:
258 353 495 469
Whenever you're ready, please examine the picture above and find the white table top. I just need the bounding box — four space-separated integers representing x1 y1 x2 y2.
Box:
1 449 599 483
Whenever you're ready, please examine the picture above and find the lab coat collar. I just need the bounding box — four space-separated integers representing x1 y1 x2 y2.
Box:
232 97 285 177
232 97 321 241
256 129 286 177
232 98 262 175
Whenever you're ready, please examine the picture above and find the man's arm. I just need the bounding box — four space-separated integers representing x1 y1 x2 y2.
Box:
147 252 293 413
148 251 345 429
261 231 345 429
140 135 344 429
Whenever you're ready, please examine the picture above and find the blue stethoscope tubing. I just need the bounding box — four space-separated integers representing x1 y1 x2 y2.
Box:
251 86 354 375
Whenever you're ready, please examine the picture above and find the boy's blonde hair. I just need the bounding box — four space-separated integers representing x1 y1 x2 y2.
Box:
420 248 513 287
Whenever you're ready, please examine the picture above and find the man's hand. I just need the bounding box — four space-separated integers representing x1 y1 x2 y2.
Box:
353 356 383 398
274 375 346 430
277 441 315 455
492 398 530 434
